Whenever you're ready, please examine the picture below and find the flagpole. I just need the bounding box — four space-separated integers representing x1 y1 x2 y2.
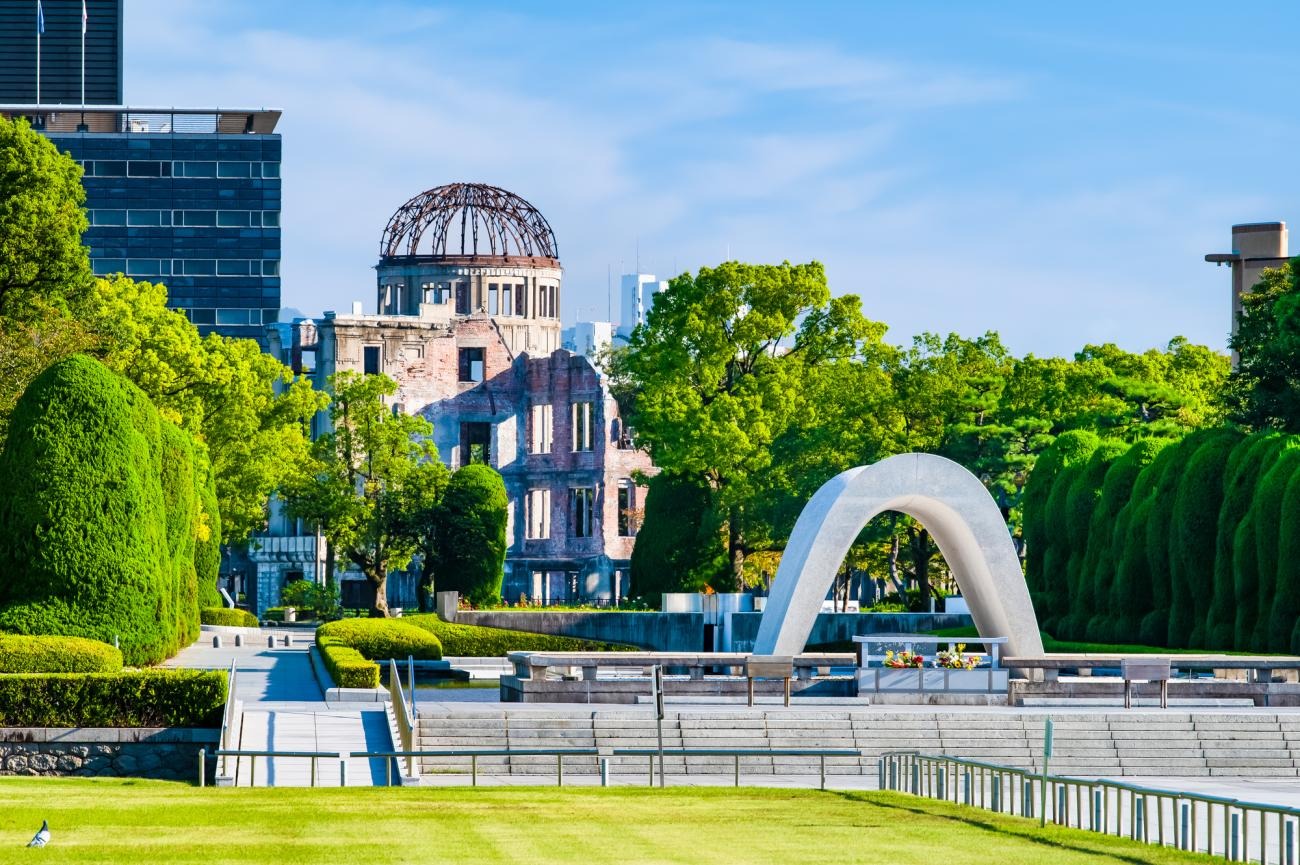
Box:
35 0 40 105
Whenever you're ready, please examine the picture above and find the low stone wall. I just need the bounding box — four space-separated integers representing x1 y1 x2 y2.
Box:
0 728 219 781
455 611 705 651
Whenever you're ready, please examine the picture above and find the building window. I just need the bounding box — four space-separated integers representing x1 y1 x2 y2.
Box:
262 211 281 228
618 479 637 537
515 284 527 316
488 283 499 315
530 403 553 454
217 161 251 178
455 283 470 315
526 488 551 539
363 345 381 375
217 211 251 227
461 422 491 466
569 487 595 538
459 347 485 383
572 401 594 452
501 284 512 316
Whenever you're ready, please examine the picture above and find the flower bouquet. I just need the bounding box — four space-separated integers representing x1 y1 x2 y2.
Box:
883 649 924 668
933 643 980 670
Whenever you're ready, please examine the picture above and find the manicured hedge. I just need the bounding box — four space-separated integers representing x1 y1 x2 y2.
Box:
1026 428 1300 652
316 618 443 661
402 613 635 656
0 356 175 665
0 634 123 673
0 669 225 727
1023 429 1099 615
431 465 508 607
200 607 259 628
317 637 380 689
195 447 223 610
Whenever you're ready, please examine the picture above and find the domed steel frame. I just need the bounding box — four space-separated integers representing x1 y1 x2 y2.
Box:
379 183 559 262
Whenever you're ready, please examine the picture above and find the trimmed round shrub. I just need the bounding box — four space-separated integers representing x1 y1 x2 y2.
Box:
316 618 443 661
1037 431 1100 636
631 473 729 601
200 607 259 628
1089 438 1167 642
402 613 636 655
1168 428 1241 648
0 355 172 665
0 634 123 673
1140 433 1195 644
1023 430 1099 613
1250 444 1300 650
1064 440 1125 636
1209 434 1283 648
432 464 508 607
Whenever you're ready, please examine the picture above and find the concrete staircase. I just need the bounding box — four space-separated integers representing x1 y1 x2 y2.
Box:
414 709 1300 780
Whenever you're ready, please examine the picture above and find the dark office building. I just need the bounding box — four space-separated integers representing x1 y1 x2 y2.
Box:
0 0 123 104
2 107 283 342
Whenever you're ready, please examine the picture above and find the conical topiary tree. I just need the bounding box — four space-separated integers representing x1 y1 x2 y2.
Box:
0 355 172 664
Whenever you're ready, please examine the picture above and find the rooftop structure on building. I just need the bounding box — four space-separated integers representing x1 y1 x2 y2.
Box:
1206 221 1289 364
252 184 655 614
0 0 282 345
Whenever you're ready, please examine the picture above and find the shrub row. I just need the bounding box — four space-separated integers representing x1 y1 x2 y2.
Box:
317 637 380 689
0 634 123 673
200 607 259 628
0 669 226 727
316 619 443 661
1024 428 1300 651
401 613 634 656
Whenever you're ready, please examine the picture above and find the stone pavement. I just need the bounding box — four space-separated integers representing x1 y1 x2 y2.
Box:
167 629 393 786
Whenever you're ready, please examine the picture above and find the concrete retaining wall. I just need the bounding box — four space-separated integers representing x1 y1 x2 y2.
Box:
728 612 974 652
455 611 705 652
0 728 219 781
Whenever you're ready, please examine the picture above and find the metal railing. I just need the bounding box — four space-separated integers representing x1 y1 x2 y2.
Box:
387 659 415 780
880 751 1300 864
215 662 239 782
202 746 863 790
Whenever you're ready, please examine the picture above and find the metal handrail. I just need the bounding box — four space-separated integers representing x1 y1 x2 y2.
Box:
880 751 1300 863
386 659 414 779
216 661 238 780
203 745 864 790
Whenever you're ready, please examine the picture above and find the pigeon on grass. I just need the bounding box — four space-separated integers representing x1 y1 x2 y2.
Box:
27 820 49 848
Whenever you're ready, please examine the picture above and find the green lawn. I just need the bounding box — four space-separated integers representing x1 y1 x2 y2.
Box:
0 778 1215 864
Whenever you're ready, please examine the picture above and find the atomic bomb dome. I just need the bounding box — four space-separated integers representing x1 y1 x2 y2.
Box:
374 182 563 355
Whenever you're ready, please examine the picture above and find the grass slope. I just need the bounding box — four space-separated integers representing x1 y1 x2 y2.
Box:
0 779 1212 865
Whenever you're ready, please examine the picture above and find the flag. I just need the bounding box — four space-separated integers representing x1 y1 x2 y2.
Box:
36 0 44 35
82 0 88 35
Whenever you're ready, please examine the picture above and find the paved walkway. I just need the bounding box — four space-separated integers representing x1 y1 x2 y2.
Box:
167 629 393 786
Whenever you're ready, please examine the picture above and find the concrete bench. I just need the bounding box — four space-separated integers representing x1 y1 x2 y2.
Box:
746 656 794 707
1122 658 1171 709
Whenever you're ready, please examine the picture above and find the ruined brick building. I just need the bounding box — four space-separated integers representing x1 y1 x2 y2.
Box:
251 183 654 613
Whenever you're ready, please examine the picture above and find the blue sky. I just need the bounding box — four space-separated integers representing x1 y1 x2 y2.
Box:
125 1 1298 356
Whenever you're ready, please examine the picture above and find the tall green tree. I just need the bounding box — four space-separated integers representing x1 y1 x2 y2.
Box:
610 260 878 589
1226 261 1300 431
431 464 509 608
630 473 729 600
0 116 92 319
284 371 443 617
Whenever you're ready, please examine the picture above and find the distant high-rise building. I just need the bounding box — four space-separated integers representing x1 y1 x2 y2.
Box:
562 320 615 362
0 0 123 104
619 272 667 338
1 0 282 344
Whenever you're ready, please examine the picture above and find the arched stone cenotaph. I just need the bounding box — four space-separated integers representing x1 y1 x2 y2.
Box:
753 453 1045 660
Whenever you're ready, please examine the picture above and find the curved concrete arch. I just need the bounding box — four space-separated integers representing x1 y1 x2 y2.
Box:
754 453 1045 659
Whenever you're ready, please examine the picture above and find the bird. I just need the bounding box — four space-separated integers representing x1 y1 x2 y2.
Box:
26 821 49 848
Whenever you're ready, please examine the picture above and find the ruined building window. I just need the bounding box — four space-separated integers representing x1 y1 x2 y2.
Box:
515 283 527 317
569 487 595 538
572 401 594 452
530 403 553 454
460 422 491 466
501 285 512 316
526 488 551 539
618 479 637 537
459 347 485 383
488 283 499 315
455 282 470 315
363 345 381 376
